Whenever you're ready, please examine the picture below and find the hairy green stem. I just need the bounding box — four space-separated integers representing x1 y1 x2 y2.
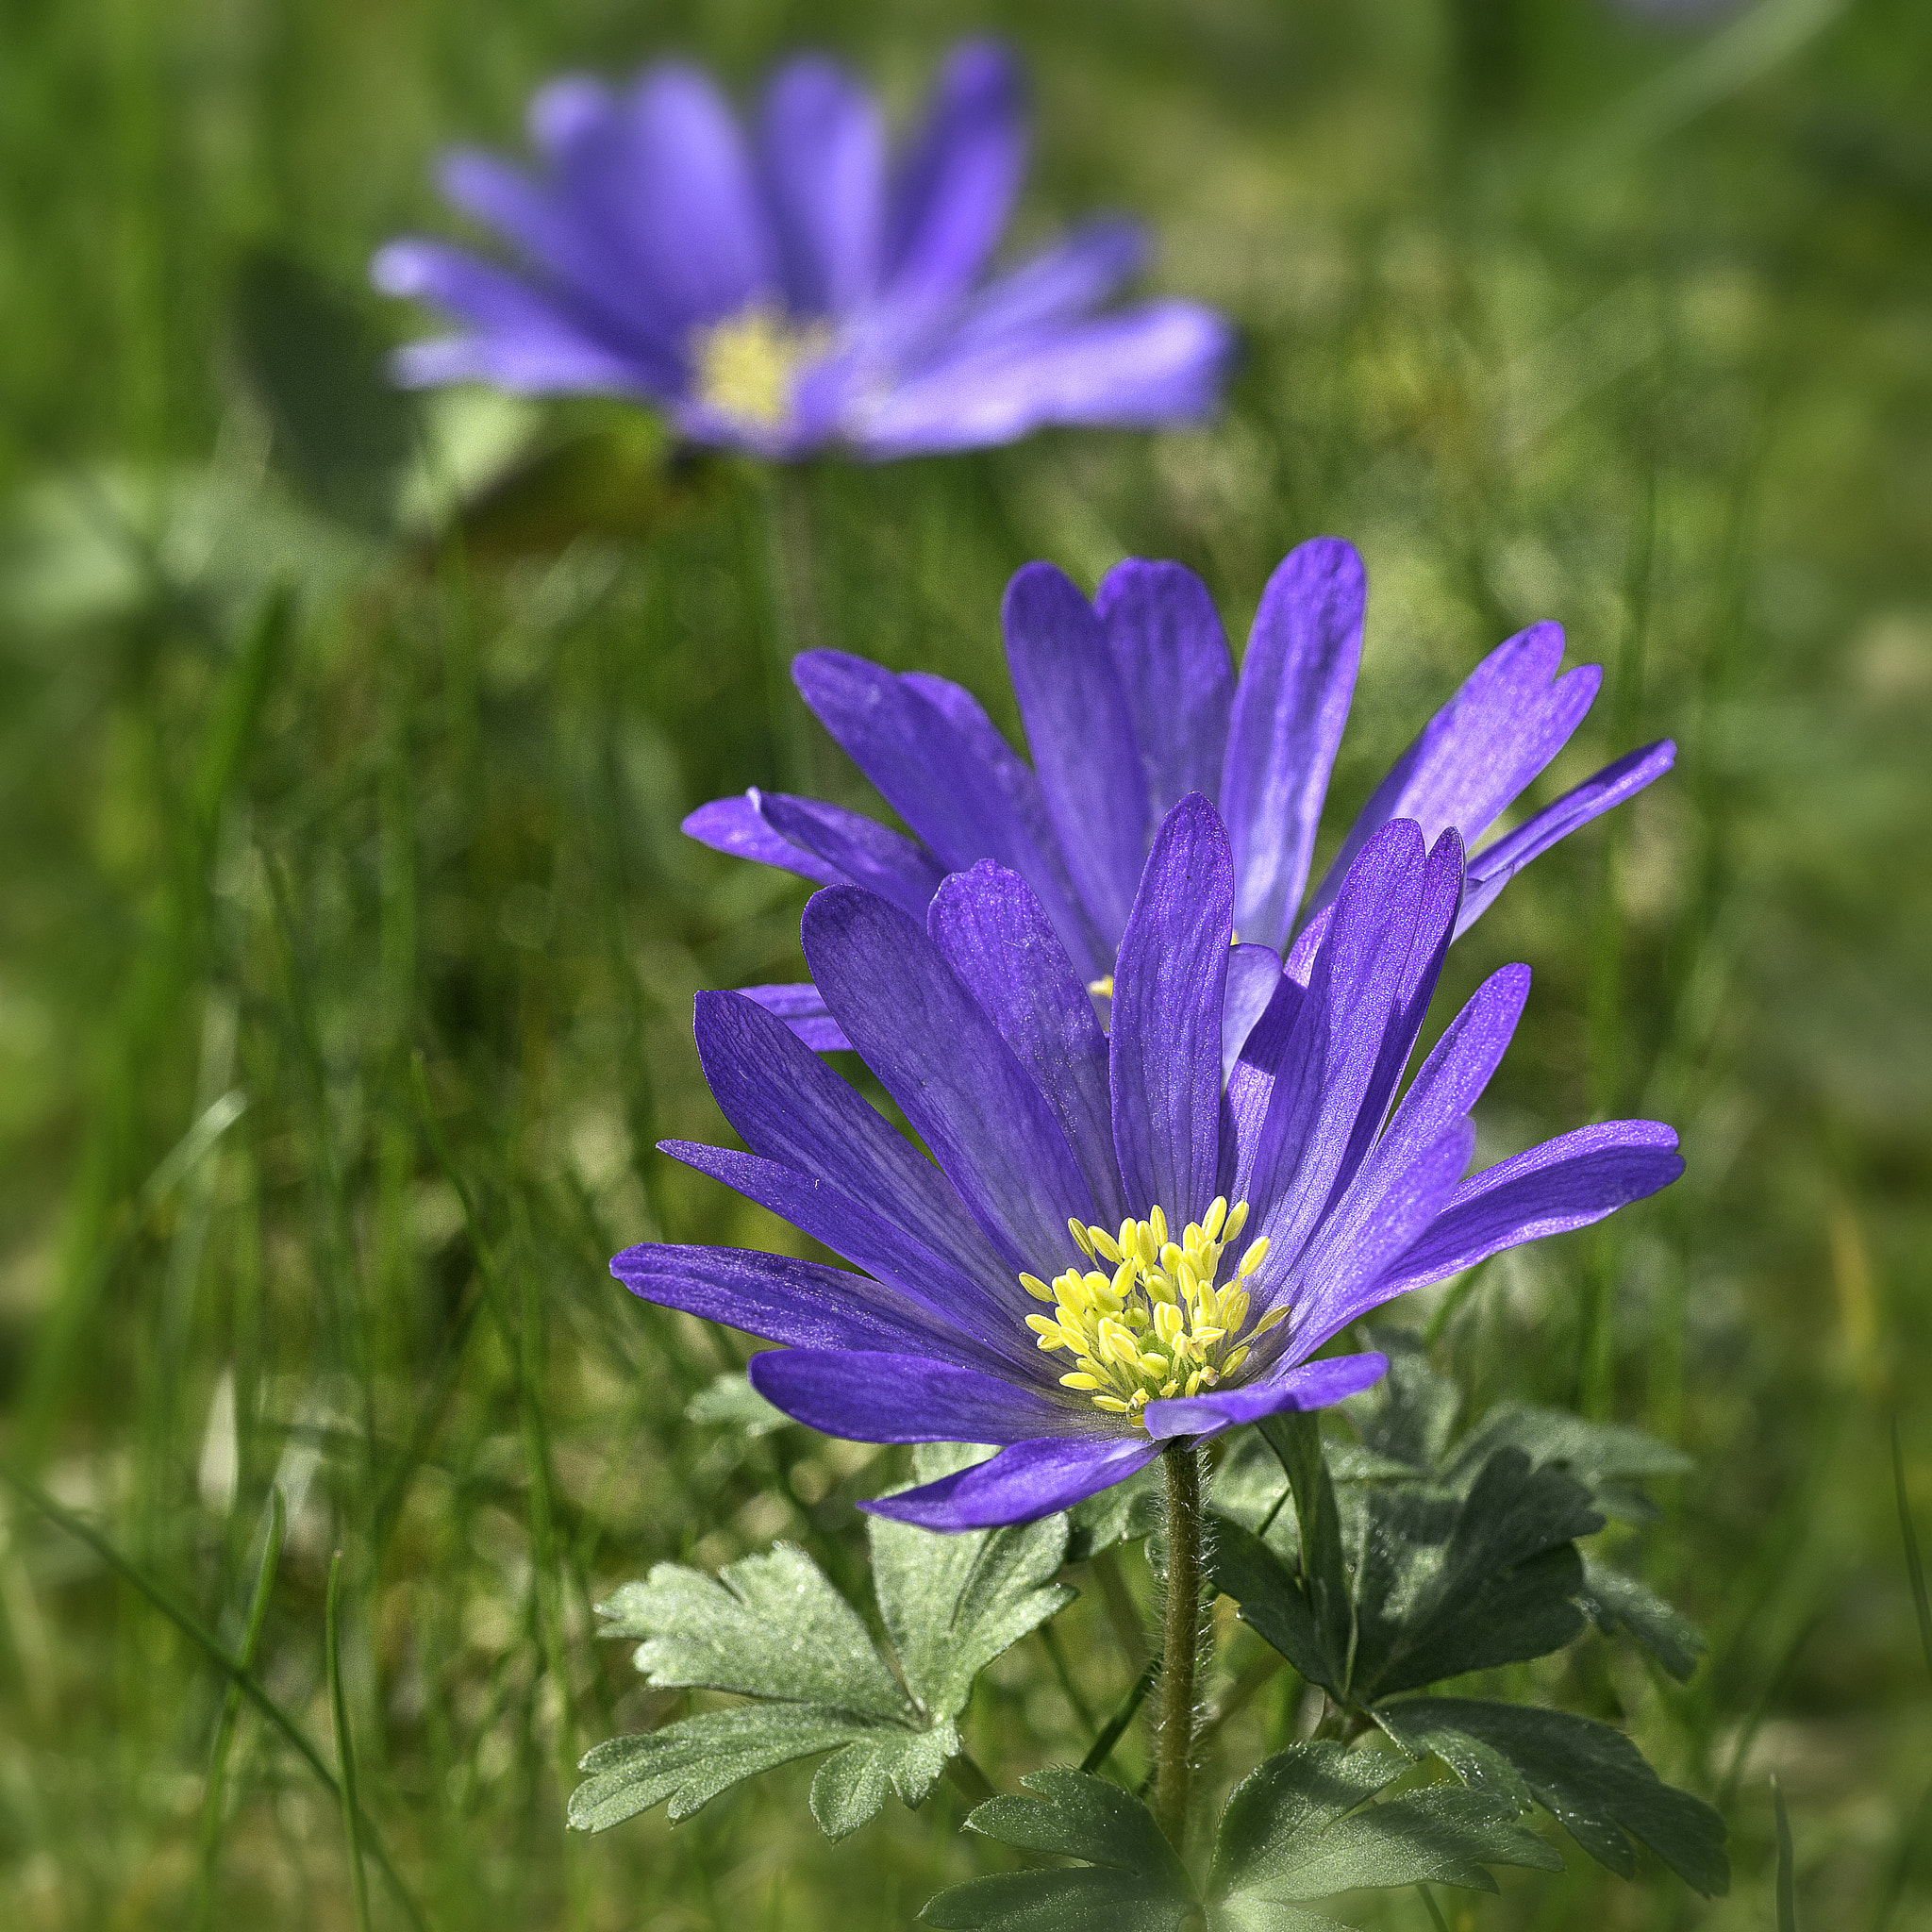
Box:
1156 1441 1206 1850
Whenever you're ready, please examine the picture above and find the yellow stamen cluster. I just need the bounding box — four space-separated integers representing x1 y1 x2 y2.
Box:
1020 1197 1287 1424
690 305 828 430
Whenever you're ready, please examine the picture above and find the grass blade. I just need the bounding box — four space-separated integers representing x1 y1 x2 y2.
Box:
0 1457 425 1931
326 1551 375 1932
1773 1776 1797 1932
1891 1418 1932 1689
193 1487 286 1930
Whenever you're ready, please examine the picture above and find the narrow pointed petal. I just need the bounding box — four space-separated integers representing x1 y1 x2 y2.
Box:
1109 796 1233 1224
1002 563 1149 944
1457 740 1676 933
749 1348 1081 1443
1220 539 1366 952
756 791 946 920
804 889 1091 1272
902 670 1109 976
661 1141 1033 1374
861 1434 1159 1529
612 1244 970 1358
758 55 883 317
683 791 846 888
693 991 993 1284
734 982 851 1055
1096 558 1236 822
372 242 658 396
881 40 1025 310
1142 1352 1390 1440
1374 1121 1684 1302
929 863 1125 1227
945 219 1146 351
853 303 1231 458
1239 820 1426 1254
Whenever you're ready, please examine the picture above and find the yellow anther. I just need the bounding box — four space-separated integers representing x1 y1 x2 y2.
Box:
1138 1351 1169 1376
1224 1201 1249 1241
1238 1236 1272 1279
1185 1370 1204 1396
1254 1304 1290 1335
691 305 827 430
1154 1303 1183 1346
1020 1273 1055 1302
1091 1226 1124 1265
1112 1258 1138 1299
1087 974 1115 1001
1203 1196 1228 1241
1222 1346 1250 1375
1093 1395 1130 1413
1068 1219 1094 1257
1060 1372 1102 1390
1191 1326 1226 1347
1025 1315 1068 1348
1151 1207 1169 1245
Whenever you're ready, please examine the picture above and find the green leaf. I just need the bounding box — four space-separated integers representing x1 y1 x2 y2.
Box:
922 1770 1196 1932
1441 1402 1692 1522
1373 1697 1729 1895
871 1448 1074 1718
1206 1513 1341 1700
1577 1557 1706 1681
1348 1449 1601 1698
596 1544 912 1719
1066 1461 1166 1562
1207 1741 1562 1927
570 1706 888 1831
684 1369 791 1436
578 1455 1074 1840
1344 1332 1461 1474
231 248 415 535
1257 1413 1354 1674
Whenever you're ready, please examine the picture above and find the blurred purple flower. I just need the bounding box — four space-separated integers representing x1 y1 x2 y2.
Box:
687 538 1674 1052
370 41 1232 458
615 799 1681 1529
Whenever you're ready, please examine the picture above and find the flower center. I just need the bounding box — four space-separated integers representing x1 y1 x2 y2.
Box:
1019 1197 1285 1424
690 305 827 430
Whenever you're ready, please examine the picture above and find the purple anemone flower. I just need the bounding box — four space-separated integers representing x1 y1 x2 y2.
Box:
369 41 1232 458
613 796 1682 1530
686 537 1674 1053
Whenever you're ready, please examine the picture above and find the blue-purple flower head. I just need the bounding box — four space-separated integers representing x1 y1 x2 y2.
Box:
371 41 1233 459
687 538 1675 1052
614 796 1683 1530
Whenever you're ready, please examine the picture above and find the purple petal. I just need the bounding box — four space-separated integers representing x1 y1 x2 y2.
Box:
758 55 883 318
682 791 846 888
1377 964 1531 1158
902 671 1108 977
1271 1120 1475 1358
941 219 1147 351
693 991 992 1281
1374 1121 1685 1302
881 40 1025 310
735 983 852 1056
756 791 946 921
1002 563 1150 945
862 1434 1159 1530
750 1348 1081 1443
1223 942 1285 1083
803 889 1091 1274
1141 1351 1390 1440
853 302 1232 457
1220 540 1366 953
1096 558 1236 823
1458 740 1676 933
1238 820 1427 1259
612 1243 971 1357
566 62 775 336
1109 797 1233 1224
928 863 1126 1228
372 242 658 397
661 1141 1033 1375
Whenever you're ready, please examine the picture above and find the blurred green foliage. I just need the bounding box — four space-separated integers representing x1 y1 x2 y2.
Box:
0 0 1927 1926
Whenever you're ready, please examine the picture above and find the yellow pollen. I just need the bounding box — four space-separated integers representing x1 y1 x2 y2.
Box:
690 304 827 430
1087 974 1115 1002
1017 1196 1285 1428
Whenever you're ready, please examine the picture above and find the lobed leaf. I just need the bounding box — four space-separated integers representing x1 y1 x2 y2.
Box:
1208 1741 1560 1928
1374 1697 1729 1895
1577 1557 1705 1681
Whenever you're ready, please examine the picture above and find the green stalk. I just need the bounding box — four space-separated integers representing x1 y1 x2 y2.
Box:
325 1553 375 1932
1155 1441 1206 1850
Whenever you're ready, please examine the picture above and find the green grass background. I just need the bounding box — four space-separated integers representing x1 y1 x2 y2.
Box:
0 0 1928 1924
